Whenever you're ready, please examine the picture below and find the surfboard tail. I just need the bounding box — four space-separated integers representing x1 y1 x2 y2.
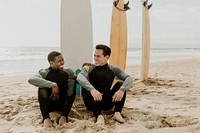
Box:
113 0 130 11
110 0 129 70
148 3 153 9
142 0 153 10
61 0 93 71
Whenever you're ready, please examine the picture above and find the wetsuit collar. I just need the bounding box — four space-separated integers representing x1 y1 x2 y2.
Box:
49 67 61 72
95 63 108 69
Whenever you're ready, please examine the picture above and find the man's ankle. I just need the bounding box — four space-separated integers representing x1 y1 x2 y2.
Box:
58 116 68 126
113 112 125 123
44 118 52 128
96 115 105 125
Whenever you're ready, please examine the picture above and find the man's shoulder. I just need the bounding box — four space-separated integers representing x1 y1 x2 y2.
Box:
108 64 119 70
63 68 73 73
108 64 125 74
63 68 75 77
39 68 49 72
38 68 50 78
82 63 95 72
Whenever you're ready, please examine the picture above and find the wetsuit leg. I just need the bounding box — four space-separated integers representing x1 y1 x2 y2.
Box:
101 90 114 111
82 88 102 117
81 88 93 111
110 81 126 113
61 79 76 117
38 88 52 120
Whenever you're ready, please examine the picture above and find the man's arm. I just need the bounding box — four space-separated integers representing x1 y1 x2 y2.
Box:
119 76 133 92
76 66 95 91
112 66 133 92
64 68 77 80
28 69 56 88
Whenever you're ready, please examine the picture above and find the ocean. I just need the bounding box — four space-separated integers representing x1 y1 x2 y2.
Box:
0 47 199 76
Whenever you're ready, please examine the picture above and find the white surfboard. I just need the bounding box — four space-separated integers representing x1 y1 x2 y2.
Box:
141 0 152 81
61 0 93 71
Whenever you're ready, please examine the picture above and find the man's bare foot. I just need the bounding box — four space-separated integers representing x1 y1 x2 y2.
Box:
44 118 53 128
113 112 125 123
58 116 67 126
96 115 105 125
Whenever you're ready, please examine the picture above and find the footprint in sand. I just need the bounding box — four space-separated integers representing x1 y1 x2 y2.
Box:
0 109 11 115
123 107 199 129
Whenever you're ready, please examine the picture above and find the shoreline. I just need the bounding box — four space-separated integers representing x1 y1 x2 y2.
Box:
0 56 199 79
0 74 32 84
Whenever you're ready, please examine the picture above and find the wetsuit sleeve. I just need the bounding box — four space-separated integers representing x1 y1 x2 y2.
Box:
64 68 77 80
28 69 56 88
112 66 133 92
76 66 95 91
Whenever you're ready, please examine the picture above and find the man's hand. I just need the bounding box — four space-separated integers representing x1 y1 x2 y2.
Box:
90 89 103 101
50 84 59 100
112 89 124 102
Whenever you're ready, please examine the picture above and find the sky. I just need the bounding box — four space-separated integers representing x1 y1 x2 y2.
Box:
0 0 200 48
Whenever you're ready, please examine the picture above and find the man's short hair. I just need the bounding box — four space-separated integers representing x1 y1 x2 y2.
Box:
47 51 62 62
96 44 111 57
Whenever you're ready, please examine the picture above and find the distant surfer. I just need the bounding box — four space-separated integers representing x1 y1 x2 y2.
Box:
77 44 133 124
28 51 76 128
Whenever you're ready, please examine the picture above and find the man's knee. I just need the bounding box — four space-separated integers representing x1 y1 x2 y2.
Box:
67 79 76 96
81 88 92 97
116 81 123 86
38 88 49 98
113 81 123 90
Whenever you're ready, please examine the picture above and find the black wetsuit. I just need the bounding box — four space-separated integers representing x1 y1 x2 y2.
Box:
29 67 76 120
81 64 126 117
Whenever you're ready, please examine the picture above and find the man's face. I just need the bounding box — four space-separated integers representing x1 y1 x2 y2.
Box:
94 49 109 66
50 55 64 70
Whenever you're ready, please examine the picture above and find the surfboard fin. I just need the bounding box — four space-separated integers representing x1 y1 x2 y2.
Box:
142 0 146 6
142 0 152 10
124 1 130 11
113 0 118 7
113 0 130 11
148 3 153 9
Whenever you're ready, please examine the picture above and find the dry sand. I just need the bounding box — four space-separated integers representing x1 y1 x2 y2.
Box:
0 57 200 133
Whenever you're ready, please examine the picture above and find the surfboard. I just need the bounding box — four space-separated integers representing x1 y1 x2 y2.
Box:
61 0 93 71
109 0 130 70
141 0 152 81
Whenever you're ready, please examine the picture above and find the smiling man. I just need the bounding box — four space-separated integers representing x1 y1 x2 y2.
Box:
28 51 76 128
77 44 133 125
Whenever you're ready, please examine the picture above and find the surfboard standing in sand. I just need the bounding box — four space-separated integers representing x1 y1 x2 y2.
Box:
141 0 152 81
60 0 93 71
109 0 130 70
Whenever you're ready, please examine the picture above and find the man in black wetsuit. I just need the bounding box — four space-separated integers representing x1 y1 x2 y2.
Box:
28 51 76 128
77 44 133 124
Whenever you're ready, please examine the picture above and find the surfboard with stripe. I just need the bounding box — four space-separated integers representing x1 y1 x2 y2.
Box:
141 0 152 81
60 0 93 71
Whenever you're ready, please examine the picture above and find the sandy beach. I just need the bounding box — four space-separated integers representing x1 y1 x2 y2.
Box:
0 57 200 133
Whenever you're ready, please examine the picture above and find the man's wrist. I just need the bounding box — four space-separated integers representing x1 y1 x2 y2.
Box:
89 88 95 92
51 83 57 88
120 86 126 92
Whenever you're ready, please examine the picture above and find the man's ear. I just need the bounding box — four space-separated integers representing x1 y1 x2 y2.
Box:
49 61 53 66
106 55 110 60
